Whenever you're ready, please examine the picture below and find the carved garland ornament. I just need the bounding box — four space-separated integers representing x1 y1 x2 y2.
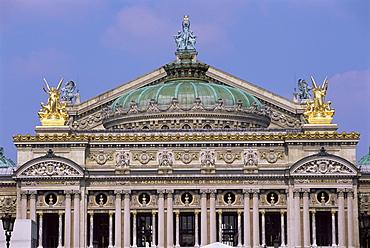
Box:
21 161 80 177
218 150 240 164
133 151 156 164
260 149 284 163
0 197 16 212
89 151 114 165
175 151 198 164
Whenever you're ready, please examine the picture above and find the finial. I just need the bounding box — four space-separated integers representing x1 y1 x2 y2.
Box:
184 15 189 22
174 15 198 52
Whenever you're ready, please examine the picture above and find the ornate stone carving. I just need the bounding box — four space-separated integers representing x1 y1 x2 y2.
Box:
21 161 81 177
158 149 173 167
260 149 284 163
0 196 16 212
175 150 198 164
200 149 215 167
89 151 114 165
116 150 130 168
292 159 354 175
243 149 258 166
133 151 155 164
359 193 370 213
218 150 240 164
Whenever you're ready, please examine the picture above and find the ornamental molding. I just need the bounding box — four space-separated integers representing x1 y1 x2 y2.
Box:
88 150 114 165
90 181 131 186
133 151 156 164
116 150 130 168
17 160 83 178
243 149 258 166
0 196 16 212
260 149 285 163
218 150 240 164
13 132 360 142
158 149 173 167
200 149 215 167
291 158 357 176
175 150 198 164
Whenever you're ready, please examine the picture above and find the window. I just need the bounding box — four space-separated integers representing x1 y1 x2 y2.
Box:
221 213 237 246
179 213 195 247
137 213 153 247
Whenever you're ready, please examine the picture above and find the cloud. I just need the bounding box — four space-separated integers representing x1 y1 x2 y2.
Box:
5 48 71 80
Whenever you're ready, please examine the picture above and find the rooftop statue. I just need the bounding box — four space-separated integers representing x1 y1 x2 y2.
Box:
297 79 313 100
38 78 69 125
174 15 198 51
303 76 335 124
61 80 77 102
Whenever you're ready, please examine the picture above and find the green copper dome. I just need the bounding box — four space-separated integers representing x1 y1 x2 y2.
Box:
112 81 262 110
0 148 15 167
359 147 370 165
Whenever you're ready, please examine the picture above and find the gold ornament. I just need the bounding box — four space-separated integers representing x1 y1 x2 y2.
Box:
38 78 69 126
303 76 335 124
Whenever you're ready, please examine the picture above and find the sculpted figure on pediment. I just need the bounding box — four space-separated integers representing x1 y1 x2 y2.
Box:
292 159 354 175
21 161 80 177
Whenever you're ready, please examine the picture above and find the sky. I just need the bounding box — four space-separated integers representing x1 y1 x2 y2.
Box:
0 0 369 163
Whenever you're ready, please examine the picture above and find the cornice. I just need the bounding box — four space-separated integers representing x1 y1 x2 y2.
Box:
13 131 360 142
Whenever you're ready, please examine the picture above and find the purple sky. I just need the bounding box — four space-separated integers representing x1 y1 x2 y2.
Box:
0 0 369 163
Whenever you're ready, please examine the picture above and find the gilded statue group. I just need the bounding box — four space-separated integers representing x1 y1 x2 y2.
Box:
303 76 335 122
174 15 198 51
38 78 69 121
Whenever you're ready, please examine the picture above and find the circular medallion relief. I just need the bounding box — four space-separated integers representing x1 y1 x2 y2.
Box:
223 192 235 204
181 192 193 205
45 193 57 205
139 193 150 205
96 193 108 205
266 192 278 204
317 191 329 203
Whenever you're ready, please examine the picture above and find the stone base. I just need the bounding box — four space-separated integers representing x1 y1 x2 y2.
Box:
201 167 216 173
302 123 338 134
35 125 71 135
244 167 258 173
158 167 173 174
115 168 131 174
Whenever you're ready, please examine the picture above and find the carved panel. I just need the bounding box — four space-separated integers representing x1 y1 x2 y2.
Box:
133 151 156 164
243 149 258 166
20 161 82 177
116 150 130 168
175 151 198 164
218 150 240 164
260 149 284 163
292 159 355 175
89 151 114 165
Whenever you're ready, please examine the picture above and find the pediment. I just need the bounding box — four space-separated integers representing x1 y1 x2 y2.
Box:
15 151 84 179
290 156 358 177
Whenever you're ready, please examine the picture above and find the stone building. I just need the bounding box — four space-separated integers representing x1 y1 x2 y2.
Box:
1 16 365 248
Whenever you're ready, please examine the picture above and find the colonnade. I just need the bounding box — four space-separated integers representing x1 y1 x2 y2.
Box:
17 187 356 248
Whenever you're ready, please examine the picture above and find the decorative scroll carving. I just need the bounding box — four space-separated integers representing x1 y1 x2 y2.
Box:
200 149 215 167
243 149 258 166
0 197 16 212
218 150 240 164
175 151 198 164
260 149 284 163
21 161 81 177
292 159 354 175
158 149 173 167
89 151 114 165
133 151 155 164
116 150 130 168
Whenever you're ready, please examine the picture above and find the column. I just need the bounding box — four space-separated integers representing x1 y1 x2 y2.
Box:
200 189 208 246
158 190 165 248
337 189 345 248
252 189 259 248
331 211 336 247
194 211 200 248
218 210 222 243
57 212 63 248
167 190 174 248
73 190 80 248
237 211 242 248
29 190 37 222
347 190 354 248
108 212 114 248
209 189 216 243
114 190 122 248
311 210 317 248
89 213 94 248
175 211 180 248
280 211 286 247
243 190 251 248
152 212 157 247
64 191 72 248
21 191 27 219
37 212 43 248
293 189 301 248
123 190 131 248
302 189 310 248
261 211 266 247
132 212 137 248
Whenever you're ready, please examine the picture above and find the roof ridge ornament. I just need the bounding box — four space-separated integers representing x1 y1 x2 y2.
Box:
174 15 198 53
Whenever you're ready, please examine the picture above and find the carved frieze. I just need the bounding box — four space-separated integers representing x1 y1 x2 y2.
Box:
133 151 156 164
0 197 16 212
158 149 173 167
116 150 130 168
218 150 240 164
175 151 198 164
20 161 81 177
89 151 114 165
260 149 284 163
243 149 258 166
292 159 354 175
200 149 215 167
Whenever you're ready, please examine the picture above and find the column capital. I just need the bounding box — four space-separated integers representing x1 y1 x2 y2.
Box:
209 189 216 198
237 210 243 215
38 212 44 217
114 190 123 195
123 190 131 198
331 210 336 215
29 190 37 199
21 190 28 199
166 189 174 197
152 211 157 217
132 211 137 217
337 188 345 197
346 189 354 198
280 211 285 216
217 210 222 215
64 190 73 196
175 211 180 217
293 188 301 197
194 210 200 216
157 189 165 197
72 190 81 195
260 210 265 216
